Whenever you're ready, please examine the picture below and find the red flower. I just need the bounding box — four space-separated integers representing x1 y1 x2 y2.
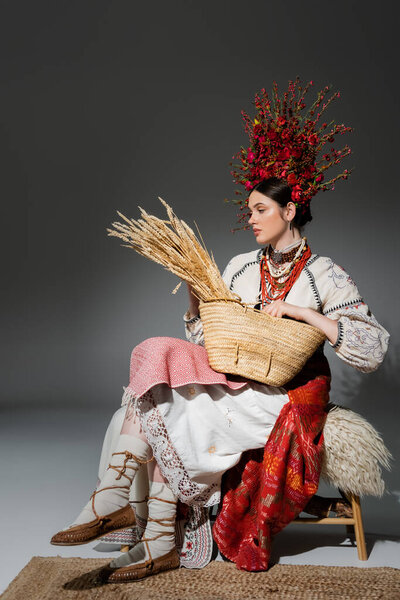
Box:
258 168 270 179
291 185 303 201
291 148 303 159
267 130 277 140
303 166 316 179
245 181 253 191
277 116 286 127
308 133 319 146
278 147 291 160
287 173 297 185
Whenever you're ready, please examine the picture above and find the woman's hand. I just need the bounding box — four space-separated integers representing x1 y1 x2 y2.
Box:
262 299 304 320
262 300 339 345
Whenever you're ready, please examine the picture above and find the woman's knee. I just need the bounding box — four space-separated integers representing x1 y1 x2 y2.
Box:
120 403 147 443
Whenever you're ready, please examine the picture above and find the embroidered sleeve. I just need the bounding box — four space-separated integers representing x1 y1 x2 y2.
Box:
321 259 390 372
183 310 204 346
183 259 234 346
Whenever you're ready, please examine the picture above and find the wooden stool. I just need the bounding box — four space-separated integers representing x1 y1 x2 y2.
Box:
293 402 392 561
294 492 367 560
291 400 393 562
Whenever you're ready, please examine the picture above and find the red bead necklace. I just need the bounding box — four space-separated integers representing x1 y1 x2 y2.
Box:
260 243 311 305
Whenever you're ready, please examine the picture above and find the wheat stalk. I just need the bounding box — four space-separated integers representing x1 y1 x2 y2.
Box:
107 198 234 302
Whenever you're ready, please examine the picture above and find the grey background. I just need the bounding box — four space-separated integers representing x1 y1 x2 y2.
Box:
1 0 399 553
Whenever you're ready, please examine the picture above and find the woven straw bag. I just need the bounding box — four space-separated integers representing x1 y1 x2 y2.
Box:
199 299 326 387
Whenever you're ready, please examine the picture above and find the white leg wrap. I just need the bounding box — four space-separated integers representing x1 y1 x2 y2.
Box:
71 434 151 526
110 480 177 568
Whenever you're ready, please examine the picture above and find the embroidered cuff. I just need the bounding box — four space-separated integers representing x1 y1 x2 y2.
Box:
329 320 344 349
183 311 201 324
324 298 365 315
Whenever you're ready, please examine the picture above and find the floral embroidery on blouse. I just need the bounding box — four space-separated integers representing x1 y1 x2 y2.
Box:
325 258 357 290
339 309 388 369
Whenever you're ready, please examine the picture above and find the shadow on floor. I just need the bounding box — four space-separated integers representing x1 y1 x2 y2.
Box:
269 527 400 564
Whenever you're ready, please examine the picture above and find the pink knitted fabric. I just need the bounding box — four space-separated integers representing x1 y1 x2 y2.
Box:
125 337 248 398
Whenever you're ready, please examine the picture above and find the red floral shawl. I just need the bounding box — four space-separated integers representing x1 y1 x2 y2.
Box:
213 351 331 571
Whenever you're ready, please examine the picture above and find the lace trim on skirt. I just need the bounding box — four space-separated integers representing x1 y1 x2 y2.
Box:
127 389 220 507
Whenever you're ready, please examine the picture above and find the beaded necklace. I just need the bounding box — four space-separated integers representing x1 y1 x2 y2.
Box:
267 237 306 278
260 238 311 305
269 238 303 265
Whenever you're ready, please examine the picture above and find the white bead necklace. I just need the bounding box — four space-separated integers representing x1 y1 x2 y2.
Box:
266 237 307 279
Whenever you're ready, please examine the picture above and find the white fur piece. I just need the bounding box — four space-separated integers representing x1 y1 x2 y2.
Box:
321 404 392 497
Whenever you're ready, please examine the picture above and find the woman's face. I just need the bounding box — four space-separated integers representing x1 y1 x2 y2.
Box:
248 190 289 246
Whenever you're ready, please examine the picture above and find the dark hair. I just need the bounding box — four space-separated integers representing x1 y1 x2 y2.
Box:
252 177 312 228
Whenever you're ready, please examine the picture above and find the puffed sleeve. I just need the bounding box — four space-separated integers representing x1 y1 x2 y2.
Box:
320 258 390 373
183 258 235 345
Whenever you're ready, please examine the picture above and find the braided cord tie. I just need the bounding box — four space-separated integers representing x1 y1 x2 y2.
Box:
90 451 154 521
131 495 178 564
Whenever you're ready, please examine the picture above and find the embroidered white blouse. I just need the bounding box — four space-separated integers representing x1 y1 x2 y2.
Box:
184 250 390 373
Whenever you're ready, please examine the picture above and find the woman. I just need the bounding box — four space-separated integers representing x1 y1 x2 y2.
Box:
50 177 389 581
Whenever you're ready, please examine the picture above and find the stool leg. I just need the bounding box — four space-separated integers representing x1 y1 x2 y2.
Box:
121 545 130 553
346 524 355 541
349 494 367 560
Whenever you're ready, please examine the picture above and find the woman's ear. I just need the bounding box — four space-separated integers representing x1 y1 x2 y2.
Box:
286 201 297 220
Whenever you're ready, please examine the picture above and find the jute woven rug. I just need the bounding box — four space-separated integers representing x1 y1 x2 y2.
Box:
1 557 399 600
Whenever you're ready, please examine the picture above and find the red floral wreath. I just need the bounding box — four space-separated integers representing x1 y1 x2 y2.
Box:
229 78 353 226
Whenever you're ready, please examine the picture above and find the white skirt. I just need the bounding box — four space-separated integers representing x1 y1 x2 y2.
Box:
135 381 289 506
